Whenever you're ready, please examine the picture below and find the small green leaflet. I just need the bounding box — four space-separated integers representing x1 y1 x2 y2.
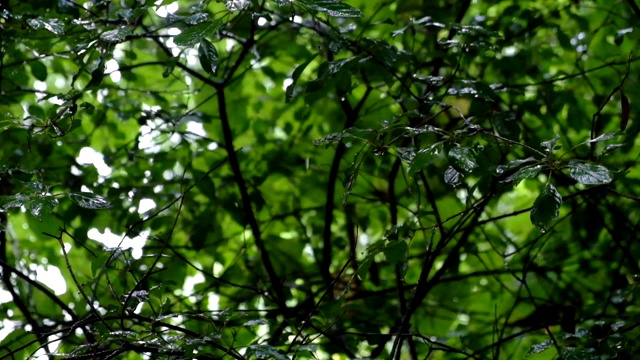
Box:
198 39 219 75
300 0 362 18
541 135 561 152
174 20 222 47
567 161 612 185
286 53 318 102
530 183 562 232
69 192 112 209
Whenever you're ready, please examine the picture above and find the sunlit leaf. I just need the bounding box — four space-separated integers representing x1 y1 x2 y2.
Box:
567 161 612 185
69 192 112 209
588 132 617 143
174 20 223 47
27 17 65 35
300 0 363 18
100 26 132 42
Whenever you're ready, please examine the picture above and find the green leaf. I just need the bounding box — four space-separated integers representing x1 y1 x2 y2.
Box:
174 20 223 47
286 53 319 103
100 26 132 42
247 345 289 360
501 164 543 186
528 340 553 355
383 240 408 265
495 157 536 175
408 143 443 176
588 132 617 143
567 161 612 185
449 146 478 172
27 17 65 35
530 183 562 232
300 0 363 18
198 39 219 75
69 192 112 209
29 60 48 81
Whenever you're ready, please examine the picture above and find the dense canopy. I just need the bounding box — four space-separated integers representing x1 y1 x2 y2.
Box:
1 0 640 359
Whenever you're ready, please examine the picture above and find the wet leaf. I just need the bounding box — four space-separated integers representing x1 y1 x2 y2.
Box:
500 164 542 186
588 132 617 143
541 135 561 152
494 157 536 175
567 161 612 185
301 0 363 18
449 146 478 172
198 39 219 75
100 26 132 42
408 143 443 176
69 192 112 209
174 20 223 47
247 344 289 360
444 166 462 187
530 183 562 232
27 17 65 35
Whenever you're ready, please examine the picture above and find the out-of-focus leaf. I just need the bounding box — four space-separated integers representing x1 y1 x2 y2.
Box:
588 132 617 143
198 39 219 75
224 0 251 11
69 192 112 209
530 183 562 232
286 53 319 102
621 92 630 131
383 240 408 265
567 161 612 185
100 26 132 42
449 146 478 172
27 17 65 35
528 340 553 355
243 319 269 326
29 61 48 81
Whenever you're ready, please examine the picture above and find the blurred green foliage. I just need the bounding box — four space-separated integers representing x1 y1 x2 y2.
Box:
0 0 639 358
